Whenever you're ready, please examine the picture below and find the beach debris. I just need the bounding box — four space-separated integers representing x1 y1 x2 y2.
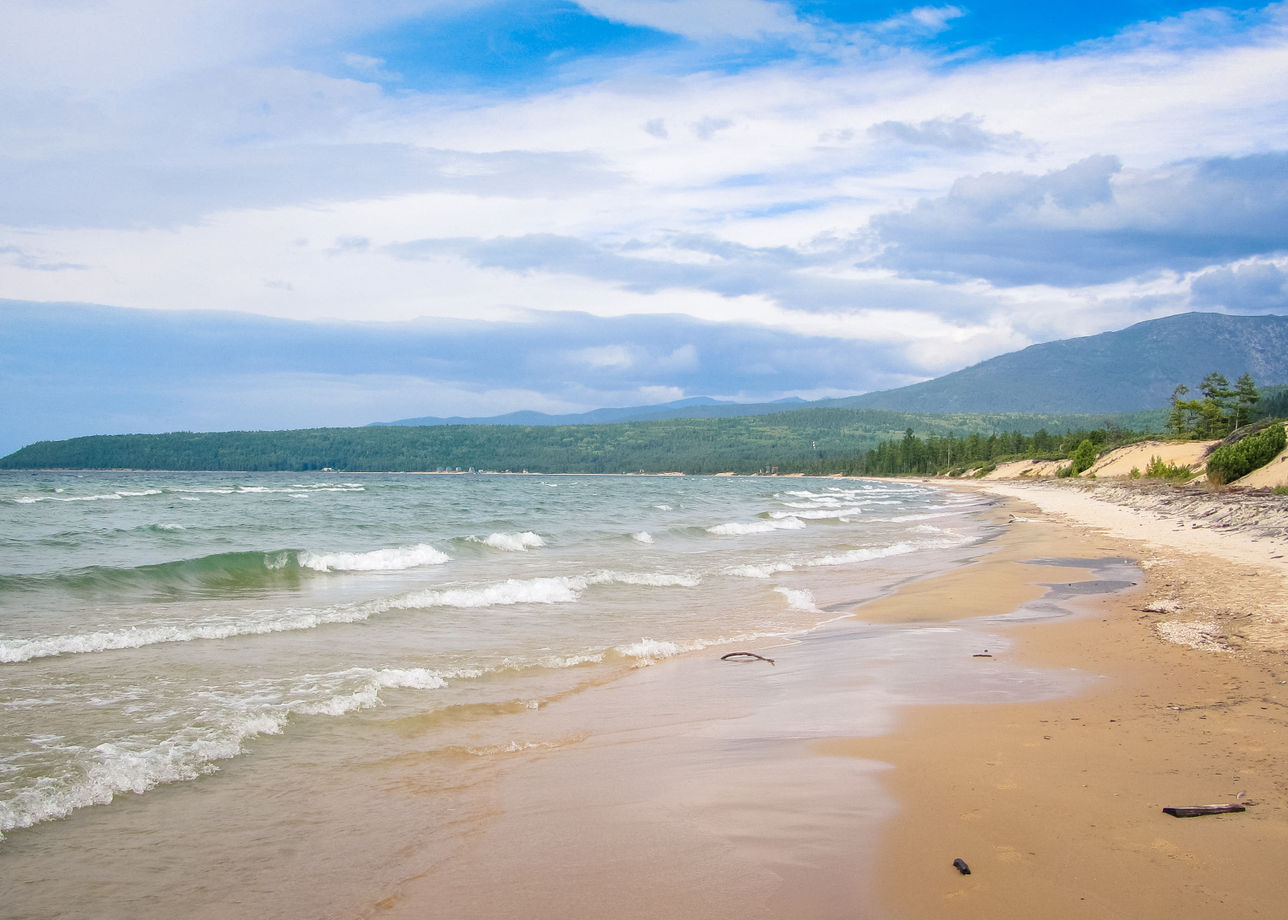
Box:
952 858 972 875
1162 804 1248 818
972 649 993 657
720 651 775 665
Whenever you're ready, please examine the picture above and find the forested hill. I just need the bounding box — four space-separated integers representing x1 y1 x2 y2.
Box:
366 312 1288 428
0 408 1163 474
831 312 1288 414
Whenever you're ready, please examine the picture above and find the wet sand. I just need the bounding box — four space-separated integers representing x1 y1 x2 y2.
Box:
357 481 1288 919
853 481 1288 919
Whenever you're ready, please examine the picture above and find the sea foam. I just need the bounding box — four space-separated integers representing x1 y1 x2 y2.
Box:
0 665 459 837
774 586 823 613
298 543 450 572
469 532 545 552
707 516 806 536
385 569 700 611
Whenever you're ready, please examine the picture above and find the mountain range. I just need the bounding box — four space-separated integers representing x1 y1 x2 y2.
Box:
375 312 1288 426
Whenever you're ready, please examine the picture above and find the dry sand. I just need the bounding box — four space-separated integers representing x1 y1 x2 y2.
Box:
1085 439 1215 479
980 424 1288 488
856 479 1288 919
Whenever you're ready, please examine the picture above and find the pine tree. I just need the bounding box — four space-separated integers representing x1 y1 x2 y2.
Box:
1233 373 1260 429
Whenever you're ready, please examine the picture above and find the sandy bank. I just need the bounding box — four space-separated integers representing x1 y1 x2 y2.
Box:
979 423 1288 488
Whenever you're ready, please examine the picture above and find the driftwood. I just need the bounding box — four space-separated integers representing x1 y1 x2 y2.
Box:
1163 804 1247 817
952 858 971 875
720 652 775 666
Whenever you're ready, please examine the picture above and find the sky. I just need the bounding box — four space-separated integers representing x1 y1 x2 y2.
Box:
2 0 1288 454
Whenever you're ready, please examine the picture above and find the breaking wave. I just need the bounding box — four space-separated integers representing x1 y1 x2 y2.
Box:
707 516 806 536
0 665 460 839
466 532 545 552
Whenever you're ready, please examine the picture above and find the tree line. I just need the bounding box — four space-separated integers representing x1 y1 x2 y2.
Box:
4 378 1280 477
1 408 1159 474
830 425 1139 478
844 374 1284 479
1167 372 1260 439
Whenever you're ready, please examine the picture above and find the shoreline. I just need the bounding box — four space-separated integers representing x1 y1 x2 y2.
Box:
6 473 1285 917
358 480 1288 919
861 480 1288 918
370 478 1288 919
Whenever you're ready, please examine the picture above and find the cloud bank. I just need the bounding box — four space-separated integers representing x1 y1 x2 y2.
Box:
1 1 1286 451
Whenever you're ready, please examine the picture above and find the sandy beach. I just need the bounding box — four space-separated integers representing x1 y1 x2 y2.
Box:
857 479 1288 919
354 478 1288 919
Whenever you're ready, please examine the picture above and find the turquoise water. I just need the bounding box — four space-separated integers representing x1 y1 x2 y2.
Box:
0 470 1000 918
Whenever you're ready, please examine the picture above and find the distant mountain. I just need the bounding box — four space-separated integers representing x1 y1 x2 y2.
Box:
373 396 809 427
374 312 1288 426
839 312 1288 414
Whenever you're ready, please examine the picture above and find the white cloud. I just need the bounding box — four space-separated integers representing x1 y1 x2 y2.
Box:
871 153 1288 286
1190 259 1288 311
872 5 964 37
572 345 637 369
4 1 1288 445
574 0 808 40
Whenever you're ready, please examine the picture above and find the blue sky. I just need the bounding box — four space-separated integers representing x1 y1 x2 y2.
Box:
2 1 1287 454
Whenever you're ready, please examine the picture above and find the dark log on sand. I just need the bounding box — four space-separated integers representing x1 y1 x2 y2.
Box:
952 858 971 875
1163 804 1247 817
720 652 775 665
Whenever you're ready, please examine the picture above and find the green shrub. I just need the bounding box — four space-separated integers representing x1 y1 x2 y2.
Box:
1070 439 1098 475
1056 464 1074 478
1274 485 1288 496
1206 423 1287 485
1143 456 1195 482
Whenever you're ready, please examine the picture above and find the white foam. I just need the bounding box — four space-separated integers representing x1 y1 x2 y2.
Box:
708 516 806 535
10 490 162 503
0 566 703 663
615 637 697 662
631 531 654 544
886 510 967 523
728 561 794 578
471 532 545 552
0 665 456 837
388 569 699 611
596 570 700 588
394 576 585 609
806 542 917 566
0 603 377 663
774 586 822 613
298 543 450 572
501 652 605 671
770 507 864 520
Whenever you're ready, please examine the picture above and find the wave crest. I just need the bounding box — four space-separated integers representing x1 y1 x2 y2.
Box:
298 544 450 572
707 517 806 536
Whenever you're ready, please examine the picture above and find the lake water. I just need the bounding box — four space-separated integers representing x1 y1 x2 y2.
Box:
1 470 1041 918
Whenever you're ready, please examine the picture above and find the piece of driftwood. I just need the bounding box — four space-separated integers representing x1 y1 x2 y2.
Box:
720 652 775 665
952 858 971 875
1162 804 1246 817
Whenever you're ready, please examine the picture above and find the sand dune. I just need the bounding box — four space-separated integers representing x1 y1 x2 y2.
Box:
980 425 1288 488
